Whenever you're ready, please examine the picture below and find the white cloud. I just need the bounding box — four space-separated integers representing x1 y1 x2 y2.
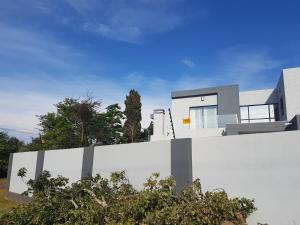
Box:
0 91 58 142
181 59 196 68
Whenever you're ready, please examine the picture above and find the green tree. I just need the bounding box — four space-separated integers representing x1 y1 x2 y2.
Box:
140 121 153 142
24 136 45 152
38 112 80 149
0 132 24 178
123 90 142 143
55 97 101 146
91 104 124 145
37 97 100 149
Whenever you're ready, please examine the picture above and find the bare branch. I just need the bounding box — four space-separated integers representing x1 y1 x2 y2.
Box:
83 188 108 207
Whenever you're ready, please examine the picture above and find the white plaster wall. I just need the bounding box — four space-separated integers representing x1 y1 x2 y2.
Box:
176 127 224 139
43 148 84 184
151 111 166 141
9 151 38 194
192 131 300 225
171 95 217 135
282 67 300 120
93 141 171 190
239 89 275 106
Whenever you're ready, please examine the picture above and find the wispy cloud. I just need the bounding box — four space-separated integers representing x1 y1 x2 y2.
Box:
181 59 196 68
65 0 192 43
174 46 282 91
0 1 201 44
0 23 85 73
218 45 282 89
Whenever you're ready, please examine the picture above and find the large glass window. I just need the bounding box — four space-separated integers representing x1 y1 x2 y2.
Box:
240 104 278 123
190 106 218 128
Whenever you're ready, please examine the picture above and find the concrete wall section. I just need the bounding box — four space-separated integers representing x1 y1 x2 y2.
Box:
239 89 276 106
282 67 300 121
192 131 300 225
9 151 38 194
35 151 45 180
93 141 171 190
225 121 288 135
176 127 224 139
287 115 300 130
81 146 94 178
151 109 168 141
171 139 192 192
43 147 84 184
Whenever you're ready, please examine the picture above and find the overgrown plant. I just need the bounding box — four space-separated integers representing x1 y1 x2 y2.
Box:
0 169 256 225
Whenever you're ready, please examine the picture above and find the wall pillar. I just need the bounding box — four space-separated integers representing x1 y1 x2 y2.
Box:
171 138 193 192
35 150 45 179
81 146 94 179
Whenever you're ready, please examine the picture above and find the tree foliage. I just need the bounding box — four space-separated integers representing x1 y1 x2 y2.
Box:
34 97 125 150
123 90 142 143
0 170 256 224
0 132 24 178
140 121 153 142
91 104 124 145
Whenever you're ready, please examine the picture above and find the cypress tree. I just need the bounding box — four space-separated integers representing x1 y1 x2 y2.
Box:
123 89 142 143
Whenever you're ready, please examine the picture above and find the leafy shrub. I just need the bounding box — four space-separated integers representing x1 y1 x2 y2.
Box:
0 169 256 225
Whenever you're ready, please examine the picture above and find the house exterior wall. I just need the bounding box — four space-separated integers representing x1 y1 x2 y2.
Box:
175 127 224 138
171 85 240 120
282 68 300 121
239 89 276 106
151 109 169 141
171 94 218 131
165 85 240 139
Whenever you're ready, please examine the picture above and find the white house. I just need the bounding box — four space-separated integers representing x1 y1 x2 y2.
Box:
151 67 300 141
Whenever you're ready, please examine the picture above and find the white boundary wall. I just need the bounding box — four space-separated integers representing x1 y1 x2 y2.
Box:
192 130 300 225
6 131 300 224
43 147 84 184
9 151 38 194
93 140 171 190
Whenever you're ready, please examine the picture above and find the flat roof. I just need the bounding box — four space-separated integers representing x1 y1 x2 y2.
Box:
171 84 239 99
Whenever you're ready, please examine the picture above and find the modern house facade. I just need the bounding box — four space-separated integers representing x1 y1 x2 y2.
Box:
151 67 300 141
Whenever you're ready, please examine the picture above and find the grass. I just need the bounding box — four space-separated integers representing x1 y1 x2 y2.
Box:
0 179 18 214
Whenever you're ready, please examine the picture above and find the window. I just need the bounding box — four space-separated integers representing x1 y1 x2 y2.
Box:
190 106 218 128
240 104 278 123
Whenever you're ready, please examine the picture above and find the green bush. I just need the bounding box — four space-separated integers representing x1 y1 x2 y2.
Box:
0 169 256 225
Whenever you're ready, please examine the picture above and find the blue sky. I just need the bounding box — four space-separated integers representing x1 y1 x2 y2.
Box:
0 0 300 142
